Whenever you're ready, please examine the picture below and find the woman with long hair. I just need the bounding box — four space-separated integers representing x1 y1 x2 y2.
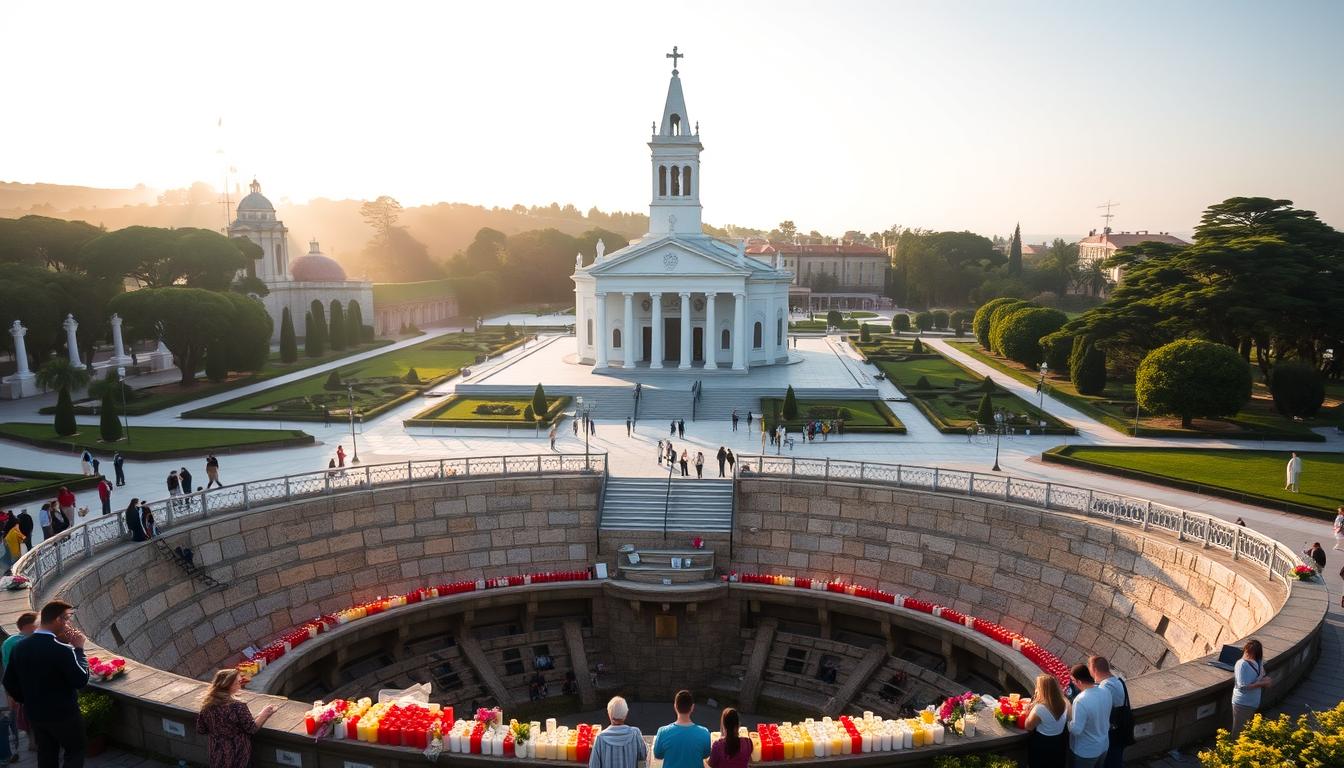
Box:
1023 674 1068 768
1231 639 1271 735
195 669 278 768
708 707 750 768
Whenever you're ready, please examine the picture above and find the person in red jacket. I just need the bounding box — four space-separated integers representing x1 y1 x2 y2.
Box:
96 477 113 516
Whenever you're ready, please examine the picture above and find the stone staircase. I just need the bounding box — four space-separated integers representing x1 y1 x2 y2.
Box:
599 476 734 532
634 387 696 420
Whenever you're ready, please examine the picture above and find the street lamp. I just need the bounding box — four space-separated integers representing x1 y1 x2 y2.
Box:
991 409 1004 472
1037 362 1049 410
346 383 361 464
116 366 130 444
576 396 591 470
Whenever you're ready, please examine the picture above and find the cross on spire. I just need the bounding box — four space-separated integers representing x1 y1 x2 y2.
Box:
666 45 684 73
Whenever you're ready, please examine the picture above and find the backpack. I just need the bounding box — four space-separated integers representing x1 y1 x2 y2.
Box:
1112 677 1136 747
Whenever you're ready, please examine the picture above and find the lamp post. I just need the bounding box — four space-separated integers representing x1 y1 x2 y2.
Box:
1037 361 1049 410
116 366 130 444
346 383 361 464
576 396 591 470
991 409 1004 472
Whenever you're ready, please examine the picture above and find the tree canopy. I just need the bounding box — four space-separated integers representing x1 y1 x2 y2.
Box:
109 287 236 385
80 226 252 289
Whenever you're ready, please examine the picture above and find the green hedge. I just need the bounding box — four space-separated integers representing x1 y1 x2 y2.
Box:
0 467 101 504
404 395 572 429
0 423 314 460
758 398 906 434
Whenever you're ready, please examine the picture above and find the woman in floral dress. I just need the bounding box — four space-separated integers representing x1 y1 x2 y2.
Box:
196 669 278 767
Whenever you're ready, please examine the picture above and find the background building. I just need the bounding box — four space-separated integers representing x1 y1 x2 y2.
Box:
745 239 889 311
1077 228 1188 294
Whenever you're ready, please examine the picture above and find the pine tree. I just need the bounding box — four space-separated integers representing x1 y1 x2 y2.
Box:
346 300 364 346
532 383 548 420
782 385 799 420
328 301 347 351
99 386 122 442
279 307 298 363
305 311 326 357
1008 223 1022 277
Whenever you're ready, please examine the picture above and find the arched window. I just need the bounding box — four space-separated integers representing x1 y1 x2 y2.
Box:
586 319 593 345
670 114 681 136
274 241 284 274
613 328 622 349
658 166 667 197
777 318 784 344
753 322 763 349
721 328 730 350
682 165 692 196
670 165 680 196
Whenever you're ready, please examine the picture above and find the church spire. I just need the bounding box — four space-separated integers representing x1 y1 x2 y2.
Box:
659 47 691 137
648 47 703 237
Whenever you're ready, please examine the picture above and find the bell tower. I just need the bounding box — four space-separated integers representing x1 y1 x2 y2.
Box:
648 46 703 237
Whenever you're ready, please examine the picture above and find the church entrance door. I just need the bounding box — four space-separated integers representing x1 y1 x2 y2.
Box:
664 317 680 364
641 326 652 363
692 327 704 363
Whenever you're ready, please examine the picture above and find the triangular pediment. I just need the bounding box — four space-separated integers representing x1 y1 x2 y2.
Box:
585 236 751 276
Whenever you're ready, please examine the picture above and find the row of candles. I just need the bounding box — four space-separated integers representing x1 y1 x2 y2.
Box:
736 573 1071 687
237 571 595 679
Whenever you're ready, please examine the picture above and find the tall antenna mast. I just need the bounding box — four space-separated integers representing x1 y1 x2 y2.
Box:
1096 200 1119 234
216 116 233 233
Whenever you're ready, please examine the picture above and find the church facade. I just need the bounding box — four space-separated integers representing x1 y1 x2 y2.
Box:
572 54 793 371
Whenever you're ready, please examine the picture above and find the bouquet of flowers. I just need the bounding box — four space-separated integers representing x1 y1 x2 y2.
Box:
87 656 127 681
993 695 1029 728
936 692 982 733
475 707 502 727
1292 564 1316 581
510 720 531 746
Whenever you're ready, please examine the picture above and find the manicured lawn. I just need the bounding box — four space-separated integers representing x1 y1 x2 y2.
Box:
404 395 571 428
188 331 526 422
0 467 99 504
949 341 1328 442
789 319 859 330
1043 445 1344 518
0 423 313 459
758 398 905 434
847 311 878 318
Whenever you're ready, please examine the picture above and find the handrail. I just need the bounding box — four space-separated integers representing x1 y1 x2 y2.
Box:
735 455 1302 587
13 452 608 595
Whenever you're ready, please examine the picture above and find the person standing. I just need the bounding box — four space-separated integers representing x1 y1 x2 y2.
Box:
139 502 156 539
125 499 145 542
669 420 676 437
759 427 767 453
205 454 222 489
56 487 76 527
1089 656 1131 768
37 504 53 542
588 696 646 768
2 611 38 753
96 477 112 516
1023 674 1069 768
1231 639 1271 736
2 600 90 768
731 410 739 432
679 450 689 478
725 449 735 475
2 525 24 572
1066 663 1110 768
746 411 753 431
90 456 100 477
573 417 580 436
678 419 685 439
625 417 632 437
167 470 181 502
50 505 70 537
112 452 125 487
653 690 710 768
79 450 93 476
15 510 32 552
694 451 704 479
549 425 558 451
1333 506 1344 551
1285 452 1302 492
657 439 665 466
665 442 676 467
1303 542 1327 570
716 447 727 478
708 708 750 768
336 445 347 468
195 669 278 768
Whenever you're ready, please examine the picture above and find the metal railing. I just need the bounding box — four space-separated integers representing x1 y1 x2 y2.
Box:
736 455 1302 587
13 453 608 594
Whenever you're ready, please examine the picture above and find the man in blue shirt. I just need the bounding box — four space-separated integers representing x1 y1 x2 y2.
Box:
1067 664 1110 768
1089 656 1129 768
652 690 710 768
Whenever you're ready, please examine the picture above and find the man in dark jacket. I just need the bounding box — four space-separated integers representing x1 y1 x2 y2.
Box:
3 599 89 768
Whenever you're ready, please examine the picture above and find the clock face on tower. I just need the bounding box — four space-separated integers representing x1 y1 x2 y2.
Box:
663 252 679 271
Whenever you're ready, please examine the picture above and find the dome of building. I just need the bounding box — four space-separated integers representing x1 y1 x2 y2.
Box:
237 179 275 212
289 240 347 282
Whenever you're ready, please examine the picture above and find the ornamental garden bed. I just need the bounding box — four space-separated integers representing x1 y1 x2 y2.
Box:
403 395 572 429
873 351 1073 435
949 341 1329 442
185 331 527 423
0 423 314 460
0 466 100 504
1042 445 1342 520
757 398 905 434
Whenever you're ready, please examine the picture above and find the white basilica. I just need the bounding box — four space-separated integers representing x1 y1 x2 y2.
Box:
572 51 793 372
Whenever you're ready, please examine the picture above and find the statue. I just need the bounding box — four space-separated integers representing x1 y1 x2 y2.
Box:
595 239 606 261
575 252 583 269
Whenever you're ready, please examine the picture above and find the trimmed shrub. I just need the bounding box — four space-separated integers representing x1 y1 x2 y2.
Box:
976 393 995 426
279 307 298 363
1136 339 1251 428
403 368 422 385
531 383 548 418
914 376 931 390
986 300 1034 354
782 385 799 419
504 323 518 341
912 338 924 353
325 370 342 389
346 301 364 346
54 388 76 436
328 301 347 351
309 300 327 351
931 310 949 330
891 314 911 333
992 306 1068 366
972 298 1021 349
523 404 534 421
949 310 972 337
859 324 872 342
304 311 325 357
1041 332 1072 374
99 387 121 442
1070 335 1107 395
361 324 375 343
1269 361 1325 418
913 311 934 331
826 310 843 327
980 375 995 393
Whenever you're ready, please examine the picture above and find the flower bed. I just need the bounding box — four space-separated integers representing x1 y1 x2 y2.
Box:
734 573 1071 688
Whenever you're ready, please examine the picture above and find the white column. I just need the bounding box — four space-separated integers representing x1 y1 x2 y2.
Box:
8 321 32 378
109 313 131 365
650 292 663 369
622 292 636 368
678 291 692 370
733 292 746 370
594 292 608 368
703 292 718 370
62 314 85 369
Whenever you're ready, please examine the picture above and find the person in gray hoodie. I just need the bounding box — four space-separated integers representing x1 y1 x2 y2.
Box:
589 696 646 768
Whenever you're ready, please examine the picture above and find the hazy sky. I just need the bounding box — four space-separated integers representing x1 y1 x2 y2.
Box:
3 0 1341 237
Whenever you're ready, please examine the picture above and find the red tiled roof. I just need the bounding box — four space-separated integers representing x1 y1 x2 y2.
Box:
744 240 884 256
1080 232 1188 248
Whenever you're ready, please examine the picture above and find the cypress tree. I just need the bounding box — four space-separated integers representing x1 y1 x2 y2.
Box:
54 387 77 436
329 301 347 351
859 324 872 342
305 311 326 357
1008 223 1022 277
782 385 799 420
1071 338 1107 396
976 393 995 426
279 307 298 363
346 300 364 346
532 383 548 419
309 300 328 352
99 386 122 442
